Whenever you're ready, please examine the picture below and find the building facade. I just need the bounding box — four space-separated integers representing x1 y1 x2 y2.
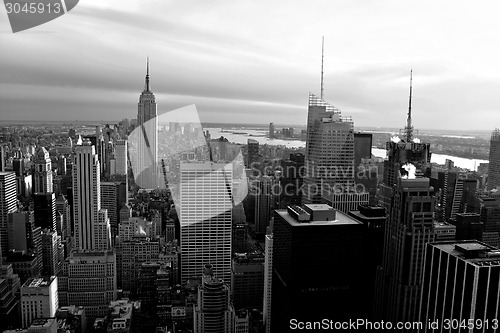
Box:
0 172 17 258
20 276 58 328
179 162 233 285
303 93 355 204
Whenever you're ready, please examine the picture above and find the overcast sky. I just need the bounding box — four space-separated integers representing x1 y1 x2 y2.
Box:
1 0 500 130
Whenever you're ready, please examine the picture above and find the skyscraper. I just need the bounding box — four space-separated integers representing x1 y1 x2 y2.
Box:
33 192 56 231
246 139 259 167
114 140 128 176
271 204 365 331
0 172 17 258
72 144 109 250
419 241 500 332
263 233 273 333
0 146 5 172
41 230 62 276
135 58 158 189
33 146 53 194
100 181 123 243
375 71 436 324
268 123 274 139
55 194 71 239
193 264 235 333
487 128 500 190
254 176 273 236
303 93 355 204
382 73 431 187
179 162 233 285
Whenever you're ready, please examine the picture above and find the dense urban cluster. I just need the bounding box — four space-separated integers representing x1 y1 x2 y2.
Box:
0 66 499 333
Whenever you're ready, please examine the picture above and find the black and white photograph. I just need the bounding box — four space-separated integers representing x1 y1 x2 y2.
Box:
1 1 500 332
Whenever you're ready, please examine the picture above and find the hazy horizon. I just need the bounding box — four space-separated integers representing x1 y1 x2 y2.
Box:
2 1 500 130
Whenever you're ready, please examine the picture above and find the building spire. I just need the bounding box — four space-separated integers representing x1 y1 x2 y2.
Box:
320 36 324 100
404 69 414 142
145 57 150 92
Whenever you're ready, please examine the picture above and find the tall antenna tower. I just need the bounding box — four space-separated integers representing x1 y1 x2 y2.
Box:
320 36 325 100
404 69 414 142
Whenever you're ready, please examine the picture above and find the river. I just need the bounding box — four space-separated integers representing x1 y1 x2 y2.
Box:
206 128 488 171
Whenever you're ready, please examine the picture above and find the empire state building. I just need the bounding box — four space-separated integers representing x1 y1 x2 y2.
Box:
134 58 159 189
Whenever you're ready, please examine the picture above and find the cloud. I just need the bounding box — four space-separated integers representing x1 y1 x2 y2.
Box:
1 0 500 130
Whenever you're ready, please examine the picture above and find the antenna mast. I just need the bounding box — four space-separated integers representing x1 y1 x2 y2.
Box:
320 36 324 100
145 57 150 92
405 69 414 142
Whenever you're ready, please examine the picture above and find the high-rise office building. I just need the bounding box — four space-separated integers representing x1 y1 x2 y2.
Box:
58 250 117 320
33 193 56 231
179 162 233 285
193 264 235 333
119 235 160 293
488 128 500 190
437 171 477 222
271 204 365 331
303 93 355 204
33 147 53 194
41 230 62 276
354 132 372 167
231 252 264 310
263 233 273 333
375 175 435 324
453 212 483 241
375 72 436 324
0 146 5 172
7 211 33 252
246 139 259 167
348 205 386 317
55 194 71 239
278 153 305 207
254 176 273 236
419 241 500 332
0 172 17 258
7 211 42 275
73 144 110 250
134 59 158 189
20 276 58 328
479 200 500 247
114 140 128 176
268 123 274 139
137 261 161 314
13 158 24 177
100 181 126 242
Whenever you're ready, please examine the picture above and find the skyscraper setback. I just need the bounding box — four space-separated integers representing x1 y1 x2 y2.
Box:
303 93 355 204
33 146 53 194
134 58 159 189
375 71 436 324
72 144 110 250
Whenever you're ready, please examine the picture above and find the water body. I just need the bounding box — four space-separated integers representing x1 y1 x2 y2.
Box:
206 128 488 171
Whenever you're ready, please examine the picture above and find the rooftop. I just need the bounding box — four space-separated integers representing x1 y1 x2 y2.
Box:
22 276 56 288
277 205 361 227
432 240 500 266
30 318 56 328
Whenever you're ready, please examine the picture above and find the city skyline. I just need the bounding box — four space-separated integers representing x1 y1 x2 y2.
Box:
1 1 500 130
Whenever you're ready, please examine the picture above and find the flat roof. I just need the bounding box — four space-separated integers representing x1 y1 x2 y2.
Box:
276 208 361 227
431 241 500 266
23 276 56 288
